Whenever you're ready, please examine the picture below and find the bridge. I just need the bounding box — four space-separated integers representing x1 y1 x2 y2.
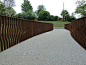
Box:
0 29 86 65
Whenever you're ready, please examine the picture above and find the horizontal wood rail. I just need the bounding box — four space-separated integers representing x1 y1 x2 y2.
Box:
0 15 53 52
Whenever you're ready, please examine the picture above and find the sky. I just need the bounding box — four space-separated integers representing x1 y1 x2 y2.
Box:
13 0 78 18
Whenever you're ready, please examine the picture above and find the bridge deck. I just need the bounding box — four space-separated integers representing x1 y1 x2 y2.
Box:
0 29 86 65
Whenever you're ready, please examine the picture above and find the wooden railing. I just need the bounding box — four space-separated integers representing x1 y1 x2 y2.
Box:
65 17 86 50
0 15 53 52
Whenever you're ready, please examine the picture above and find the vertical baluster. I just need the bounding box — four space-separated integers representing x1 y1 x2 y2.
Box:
1 16 3 51
6 17 9 48
16 19 18 43
19 19 22 42
10 17 12 46
5 16 8 49
0 15 1 51
15 18 17 44
21 20 24 42
16 18 18 44
11 18 13 46
2 16 6 50
14 18 16 44
12 18 15 46
0 16 3 51
17 19 20 43
18 19 20 43
9 17 11 47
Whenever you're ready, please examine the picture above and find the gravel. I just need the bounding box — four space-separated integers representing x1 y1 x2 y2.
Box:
0 29 86 65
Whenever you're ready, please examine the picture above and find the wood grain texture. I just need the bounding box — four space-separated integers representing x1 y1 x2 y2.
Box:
0 15 53 52
65 17 86 50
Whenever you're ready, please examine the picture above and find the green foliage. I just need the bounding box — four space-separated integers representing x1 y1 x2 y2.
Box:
38 10 50 21
14 11 35 20
0 1 4 15
76 0 86 7
2 6 16 16
3 0 15 7
61 10 70 21
36 5 46 16
21 0 33 13
61 10 76 22
19 0 34 20
75 0 86 16
67 16 76 22
49 15 58 21
75 4 86 16
0 1 16 16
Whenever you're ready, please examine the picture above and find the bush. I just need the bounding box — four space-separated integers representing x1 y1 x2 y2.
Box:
49 15 58 21
38 10 50 21
68 16 76 22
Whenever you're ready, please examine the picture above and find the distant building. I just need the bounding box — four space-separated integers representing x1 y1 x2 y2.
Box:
58 17 63 21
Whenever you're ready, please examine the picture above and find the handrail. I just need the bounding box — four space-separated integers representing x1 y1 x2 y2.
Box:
65 17 86 50
0 15 53 52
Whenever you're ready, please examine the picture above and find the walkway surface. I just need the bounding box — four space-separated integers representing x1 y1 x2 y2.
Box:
0 29 86 65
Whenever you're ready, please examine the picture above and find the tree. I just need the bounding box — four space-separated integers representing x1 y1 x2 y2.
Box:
61 10 70 21
67 16 76 22
75 0 86 16
0 1 4 14
26 10 35 20
2 6 16 16
0 0 16 16
14 10 35 20
76 0 86 7
14 13 23 18
49 15 58 21
21 0 33 13
38 10 50 21
3 0 15 7
36 5 46 15
20 0 34 20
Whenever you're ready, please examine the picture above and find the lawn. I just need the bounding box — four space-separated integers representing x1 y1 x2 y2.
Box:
40 21 71 28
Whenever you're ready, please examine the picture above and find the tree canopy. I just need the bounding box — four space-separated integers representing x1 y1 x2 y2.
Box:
75 0 86 16
0 1 4 15
19 0 34 20
61 10 70 21
36 5 46 15
2 6 16 16
38 10 50 21
3 0 15 7
0 1 16 16
49 15 58 21
21 0 33 13
76 0 86 7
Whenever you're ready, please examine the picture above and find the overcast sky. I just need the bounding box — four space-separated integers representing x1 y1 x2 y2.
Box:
13 0 78 17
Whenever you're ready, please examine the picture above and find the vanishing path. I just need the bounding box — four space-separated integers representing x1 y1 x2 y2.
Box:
0 29 86 65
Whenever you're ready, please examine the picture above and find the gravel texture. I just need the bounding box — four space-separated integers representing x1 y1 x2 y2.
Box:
0 29 86 65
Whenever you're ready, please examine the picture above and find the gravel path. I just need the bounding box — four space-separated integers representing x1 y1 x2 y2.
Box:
0 29 86 65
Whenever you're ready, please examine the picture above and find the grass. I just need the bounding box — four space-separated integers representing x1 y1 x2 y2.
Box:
40 21 71 28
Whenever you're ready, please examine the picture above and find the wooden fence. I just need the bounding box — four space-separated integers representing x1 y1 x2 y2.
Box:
0 15 53 52
65 16 86 50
